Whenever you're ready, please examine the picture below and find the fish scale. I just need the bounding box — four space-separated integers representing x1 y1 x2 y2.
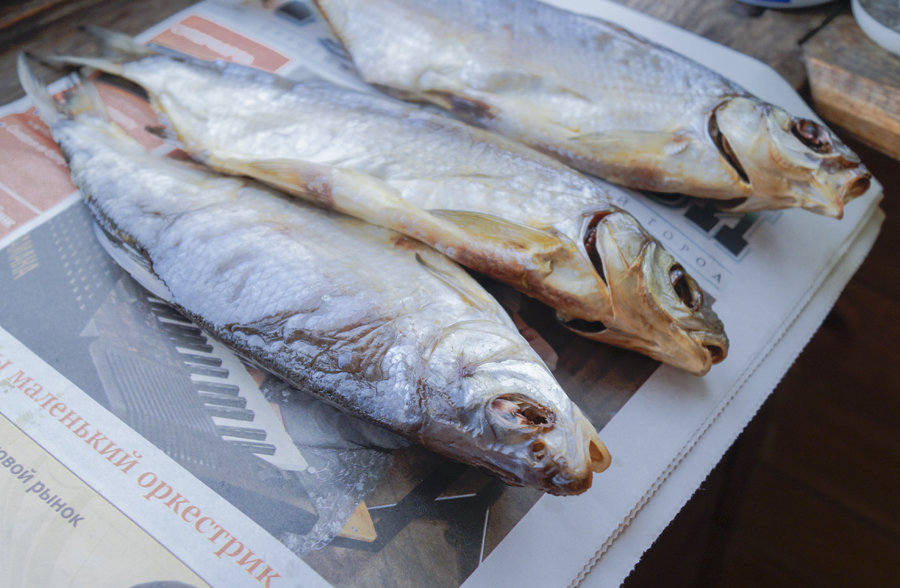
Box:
315 0 871 217
18 55 611 495
43 30 728 375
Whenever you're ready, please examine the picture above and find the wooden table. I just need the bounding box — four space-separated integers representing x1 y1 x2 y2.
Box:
1 1 897 586
606 3 900 587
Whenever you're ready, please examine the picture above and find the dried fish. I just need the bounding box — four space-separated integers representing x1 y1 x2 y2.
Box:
18 54 611 495
43 30 728 374
314 0 871 218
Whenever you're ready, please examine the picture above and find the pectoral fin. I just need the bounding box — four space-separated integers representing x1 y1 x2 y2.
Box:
212 156 474 250
429 209 565 258
214 159 608 320
221 157 339 209
571 130 690 156
429 209 604 309
413 252 494 312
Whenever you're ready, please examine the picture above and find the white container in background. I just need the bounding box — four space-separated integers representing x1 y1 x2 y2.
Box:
852 0 900 56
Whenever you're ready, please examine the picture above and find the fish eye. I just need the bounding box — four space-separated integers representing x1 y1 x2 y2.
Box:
669 264 702 310
792 119 832 153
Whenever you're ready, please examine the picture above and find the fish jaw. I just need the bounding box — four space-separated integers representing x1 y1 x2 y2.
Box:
421 324 610 495
565 210 728 376
711 97 872 218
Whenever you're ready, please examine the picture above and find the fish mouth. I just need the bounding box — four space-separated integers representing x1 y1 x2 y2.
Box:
794 161 871 219
484 393 609 495
563 317 726 375
534 429 610 496
832 172 871 217
703 339 727 365
688 328 729 370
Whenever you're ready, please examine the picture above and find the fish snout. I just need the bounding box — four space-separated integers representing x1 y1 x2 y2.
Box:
691 328 729 368
639 328 727 377
534 427 609 496
785 163 871 219
485 394 609 495
820 164 872 218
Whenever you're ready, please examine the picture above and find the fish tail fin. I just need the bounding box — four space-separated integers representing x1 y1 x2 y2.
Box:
16 52 65 126
32 27 155 76
17 52 109 126
34 52 125 78
63 75 110 120
82 26 157 61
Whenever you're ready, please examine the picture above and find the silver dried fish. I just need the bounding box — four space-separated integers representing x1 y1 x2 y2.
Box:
314 0 872 218
43 30 728 374
18 55 610 495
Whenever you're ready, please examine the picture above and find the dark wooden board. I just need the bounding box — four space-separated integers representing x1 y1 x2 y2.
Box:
0 0 199 105
803 13 900 160
625 137 899 588
611 0 844 90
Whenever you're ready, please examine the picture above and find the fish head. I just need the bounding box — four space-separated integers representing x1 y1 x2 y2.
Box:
565 210 728 375
480 383 611 495
710 96 871 217
424 324 610 495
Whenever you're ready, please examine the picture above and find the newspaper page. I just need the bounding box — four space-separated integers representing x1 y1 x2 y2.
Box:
0 1 883 587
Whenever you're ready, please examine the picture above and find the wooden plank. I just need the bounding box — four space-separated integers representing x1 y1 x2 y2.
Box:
0 0 69 30
622 447 741 587
803 14 900 159
0 0 198 105
714 540 821 588
839 140 900 302
759 284 900 538
613 0 843 89
717 463 900 588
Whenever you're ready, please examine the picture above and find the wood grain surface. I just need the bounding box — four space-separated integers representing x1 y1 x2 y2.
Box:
803 13 900 159
610 0 845 90
0 0 198 105
624 136 900 588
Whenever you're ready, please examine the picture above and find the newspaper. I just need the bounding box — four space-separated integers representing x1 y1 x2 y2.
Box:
0 1 883 586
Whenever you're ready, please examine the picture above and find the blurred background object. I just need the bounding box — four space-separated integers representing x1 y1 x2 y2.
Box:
738 0 838 8
852 0 900 56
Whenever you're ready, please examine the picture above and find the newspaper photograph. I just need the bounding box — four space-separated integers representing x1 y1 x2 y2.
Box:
0 1 883 587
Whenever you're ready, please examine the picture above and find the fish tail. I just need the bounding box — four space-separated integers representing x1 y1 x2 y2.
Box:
33 52 125 78
17 52 67 126
31 26 155 77
17 52 108 126
82 26 156 61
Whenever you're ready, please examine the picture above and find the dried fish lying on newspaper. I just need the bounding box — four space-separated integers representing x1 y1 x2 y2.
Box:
43 30 728 375
18 55 611 495
313 0 872 218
